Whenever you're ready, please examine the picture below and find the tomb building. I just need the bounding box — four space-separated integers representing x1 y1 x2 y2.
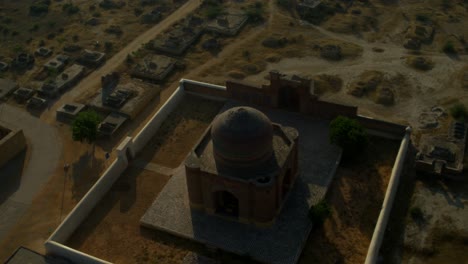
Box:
185 106 299 226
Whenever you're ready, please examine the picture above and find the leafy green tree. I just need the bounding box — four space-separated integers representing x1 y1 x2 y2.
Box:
72 110 101 144
450 103 467 121
308 199 331 228
329 116 368 157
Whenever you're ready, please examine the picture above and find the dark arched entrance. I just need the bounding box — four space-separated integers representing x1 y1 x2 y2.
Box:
282 168 292 199
214 191 239 218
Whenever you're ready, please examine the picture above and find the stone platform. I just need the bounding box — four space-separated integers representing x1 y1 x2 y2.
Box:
140 102 341 264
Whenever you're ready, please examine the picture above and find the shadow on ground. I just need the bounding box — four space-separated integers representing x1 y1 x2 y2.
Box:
0 150 27 204
71 150 104 201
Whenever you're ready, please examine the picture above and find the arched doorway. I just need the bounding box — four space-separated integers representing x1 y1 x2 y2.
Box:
214 191 239 218
282 168 292 199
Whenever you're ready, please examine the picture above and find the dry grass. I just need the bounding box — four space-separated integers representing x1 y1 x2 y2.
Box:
137 94 223 168
194 7 363 83
299 136 400 264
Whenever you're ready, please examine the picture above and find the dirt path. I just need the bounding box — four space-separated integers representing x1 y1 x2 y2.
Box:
41 0 202 124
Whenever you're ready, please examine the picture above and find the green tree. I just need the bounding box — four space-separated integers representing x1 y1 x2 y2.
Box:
329 116 368 157
308 199 331 228
450 103 467 121
72 110 101 144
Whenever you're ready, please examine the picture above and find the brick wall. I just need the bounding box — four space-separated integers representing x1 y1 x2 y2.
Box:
357 116 407 138
183 81 228 98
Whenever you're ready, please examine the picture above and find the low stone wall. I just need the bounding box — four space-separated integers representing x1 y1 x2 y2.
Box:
45 84 185 263
47 158 128 243
364 127 412 264
309 100 358 119
45 241 111 264
0 126 26 168
132 86 184 154
357 115 407 139
182 79 227 99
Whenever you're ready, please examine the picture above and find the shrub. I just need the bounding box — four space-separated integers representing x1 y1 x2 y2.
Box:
329 116 368 158
63 3 80 15
416 14 430 23
105 41 113 51
410 206 423 220
299 2 335 25
276 0 290 9
29 0 51 16
450 103 468 121
443 41 456 54
308 200 331 227
205 5 223 19
126 54 134 64
246 2 264 24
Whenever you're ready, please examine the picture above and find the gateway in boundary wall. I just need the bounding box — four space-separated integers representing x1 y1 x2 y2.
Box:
44 76 410 264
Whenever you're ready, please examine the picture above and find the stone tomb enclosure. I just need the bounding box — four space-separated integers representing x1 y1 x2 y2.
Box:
141 101 341 264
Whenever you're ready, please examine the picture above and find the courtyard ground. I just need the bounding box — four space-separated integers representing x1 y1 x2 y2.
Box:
65 94 222 264
299 136 401 264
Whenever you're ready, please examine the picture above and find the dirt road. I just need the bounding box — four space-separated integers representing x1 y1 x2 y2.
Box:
42 0 202 123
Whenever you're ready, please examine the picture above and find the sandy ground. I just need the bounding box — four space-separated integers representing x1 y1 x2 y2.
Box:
0 124 106 260
65 95 223 264
137 95 223 168
298 137 400 264
401 179 468 264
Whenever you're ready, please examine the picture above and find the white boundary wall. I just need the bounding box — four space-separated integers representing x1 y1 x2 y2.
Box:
44 78 412 264
132 86 184 153
364 127 412 264
45 83 188 263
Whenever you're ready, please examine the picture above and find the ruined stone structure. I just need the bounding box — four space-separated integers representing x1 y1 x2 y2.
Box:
131 55 176 83
416 121 467 178
205 10 248 36
38 64 84 98
185 106 299 226
78 50 106 66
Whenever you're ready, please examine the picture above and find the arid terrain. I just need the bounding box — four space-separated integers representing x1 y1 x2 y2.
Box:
0 0 468 263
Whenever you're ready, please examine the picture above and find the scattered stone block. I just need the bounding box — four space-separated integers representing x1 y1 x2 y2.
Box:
0 61 8 72
13 88 35 103
34 47 52 57
320 44 342 60
11 53 35 71
56 103 86 122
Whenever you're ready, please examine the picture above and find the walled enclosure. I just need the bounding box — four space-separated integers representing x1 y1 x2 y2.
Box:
0 123 26 168
45 76 410 264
